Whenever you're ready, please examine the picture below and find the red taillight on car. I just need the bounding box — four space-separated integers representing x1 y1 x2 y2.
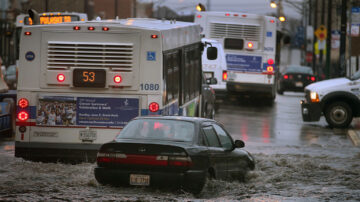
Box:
311 76 316 81
18 98 29 108
18 111 29 121
168 156 192 167
222 71 228 81
149 102 159 112
284 75 289 79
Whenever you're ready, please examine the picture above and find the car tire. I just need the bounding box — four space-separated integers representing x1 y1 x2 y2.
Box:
325 101 353 128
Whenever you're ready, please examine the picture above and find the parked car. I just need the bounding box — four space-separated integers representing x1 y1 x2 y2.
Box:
94 116 255 194
277 65 316 94
301 70 360 128
201 73 217 119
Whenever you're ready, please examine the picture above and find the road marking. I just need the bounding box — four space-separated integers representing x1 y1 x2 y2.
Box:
347 130 360 146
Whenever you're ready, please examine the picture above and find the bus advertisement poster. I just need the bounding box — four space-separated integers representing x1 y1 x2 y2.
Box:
226 54 262 72
37 96 139 127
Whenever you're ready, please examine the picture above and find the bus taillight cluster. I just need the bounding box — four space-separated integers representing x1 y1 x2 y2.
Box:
17 98 29 121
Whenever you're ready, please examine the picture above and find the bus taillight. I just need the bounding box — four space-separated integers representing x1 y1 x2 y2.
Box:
247 42 254 49
222 71 228 81
18 111 29 121
73 26 81 30
102 27 109 31
24 32 31 36
57 74 65 82
151 35 158 39
267 66 274 72
18 98 29 109
88 26 95 31
114 75 122 83
267 58 274 65
149 102 159 112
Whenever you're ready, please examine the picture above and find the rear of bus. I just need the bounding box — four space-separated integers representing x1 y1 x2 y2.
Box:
195 12 277 99
15 21 167 162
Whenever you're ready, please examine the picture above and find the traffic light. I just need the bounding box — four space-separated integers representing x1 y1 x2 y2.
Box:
196 3 206 12
270 1 277 8
279 16 286 22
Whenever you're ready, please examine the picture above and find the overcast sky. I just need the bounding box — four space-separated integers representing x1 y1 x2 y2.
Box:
142 0 304 20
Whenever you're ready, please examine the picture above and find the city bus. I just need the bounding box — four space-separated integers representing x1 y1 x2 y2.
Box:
15 18 207 162
195 11 277 100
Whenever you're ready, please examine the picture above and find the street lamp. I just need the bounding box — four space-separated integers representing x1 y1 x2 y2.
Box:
270 0 277 8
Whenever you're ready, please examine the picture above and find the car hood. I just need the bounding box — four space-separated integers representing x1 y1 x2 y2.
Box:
305 77 350 92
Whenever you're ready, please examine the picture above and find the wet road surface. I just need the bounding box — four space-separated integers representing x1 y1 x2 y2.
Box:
1 92 360 201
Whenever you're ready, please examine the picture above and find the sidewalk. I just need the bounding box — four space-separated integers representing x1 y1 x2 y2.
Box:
348 118 360 146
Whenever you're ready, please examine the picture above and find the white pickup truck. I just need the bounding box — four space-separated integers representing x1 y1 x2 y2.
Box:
301 71 360 128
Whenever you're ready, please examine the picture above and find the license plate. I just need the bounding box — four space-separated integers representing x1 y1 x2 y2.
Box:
79 130 97 141
204 72 214 79
129 174 150 186
295 82 303 87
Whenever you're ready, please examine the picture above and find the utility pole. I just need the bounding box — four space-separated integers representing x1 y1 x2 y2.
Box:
312 0 318 76
319 0 325 76
325 0 332 79
339 0 347 77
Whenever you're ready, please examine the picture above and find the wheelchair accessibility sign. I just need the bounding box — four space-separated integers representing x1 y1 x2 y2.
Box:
147 51 156 61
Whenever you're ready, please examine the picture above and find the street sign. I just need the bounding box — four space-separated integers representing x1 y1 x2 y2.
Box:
315 25 327 41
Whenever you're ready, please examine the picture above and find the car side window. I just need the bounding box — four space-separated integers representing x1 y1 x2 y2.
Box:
202 126 221 147
212 124 233 150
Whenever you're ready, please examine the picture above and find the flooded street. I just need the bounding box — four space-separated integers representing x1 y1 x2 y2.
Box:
1 93 360 201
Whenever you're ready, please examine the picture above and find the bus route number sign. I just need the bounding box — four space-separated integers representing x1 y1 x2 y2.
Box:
73 69 106 88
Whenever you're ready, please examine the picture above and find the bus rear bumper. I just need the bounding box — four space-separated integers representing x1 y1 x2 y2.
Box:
15 141 101 163
227 82 274 95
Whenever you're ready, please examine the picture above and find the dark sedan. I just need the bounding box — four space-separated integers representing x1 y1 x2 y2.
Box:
94 116 255 194
277 65 316 94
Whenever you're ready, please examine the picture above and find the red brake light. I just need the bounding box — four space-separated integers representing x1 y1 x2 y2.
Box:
284 75 289 79
270 20 275 23
114 75 122 83
24 32 31 36
73 26 80 30
18 98 29 109
57 74 65 82
151 35 158 39
311 76 316 81
18 111 29 121
225 13 230 16
196 15 202 18
267 58 274 65
222 71 228 81
149 102 159 112
247 42 254 48
168 156 192 167
102 27 109 31
88 26 95 31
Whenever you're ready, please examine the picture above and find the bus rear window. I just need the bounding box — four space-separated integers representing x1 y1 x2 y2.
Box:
224 38 244 50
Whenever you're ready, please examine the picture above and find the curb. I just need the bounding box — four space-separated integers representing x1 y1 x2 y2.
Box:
347 130 360 146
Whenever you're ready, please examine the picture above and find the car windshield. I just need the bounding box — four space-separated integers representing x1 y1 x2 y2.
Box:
116 119 195 142
350 70 360 80
285 66 313 74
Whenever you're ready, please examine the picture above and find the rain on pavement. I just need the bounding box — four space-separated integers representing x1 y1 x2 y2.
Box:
1 92 360 201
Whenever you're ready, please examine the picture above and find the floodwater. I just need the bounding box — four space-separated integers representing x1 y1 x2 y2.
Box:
1 92 360 201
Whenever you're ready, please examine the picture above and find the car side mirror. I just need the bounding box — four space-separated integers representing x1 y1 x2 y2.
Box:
206 77 217 85
234 140 245 148
207 47 218 60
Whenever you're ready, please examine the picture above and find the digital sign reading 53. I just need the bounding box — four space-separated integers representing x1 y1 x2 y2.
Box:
73 69 106 88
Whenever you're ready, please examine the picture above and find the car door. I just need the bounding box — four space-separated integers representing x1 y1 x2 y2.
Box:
201 123 227 179
212 123 248 180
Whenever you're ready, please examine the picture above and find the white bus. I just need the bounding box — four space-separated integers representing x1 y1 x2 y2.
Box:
195 11 277 100
15 18 209 162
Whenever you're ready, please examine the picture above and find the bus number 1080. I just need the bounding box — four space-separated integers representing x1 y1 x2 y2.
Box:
140 83 159 91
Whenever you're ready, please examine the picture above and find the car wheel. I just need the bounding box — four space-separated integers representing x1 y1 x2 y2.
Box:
325 101 353 128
